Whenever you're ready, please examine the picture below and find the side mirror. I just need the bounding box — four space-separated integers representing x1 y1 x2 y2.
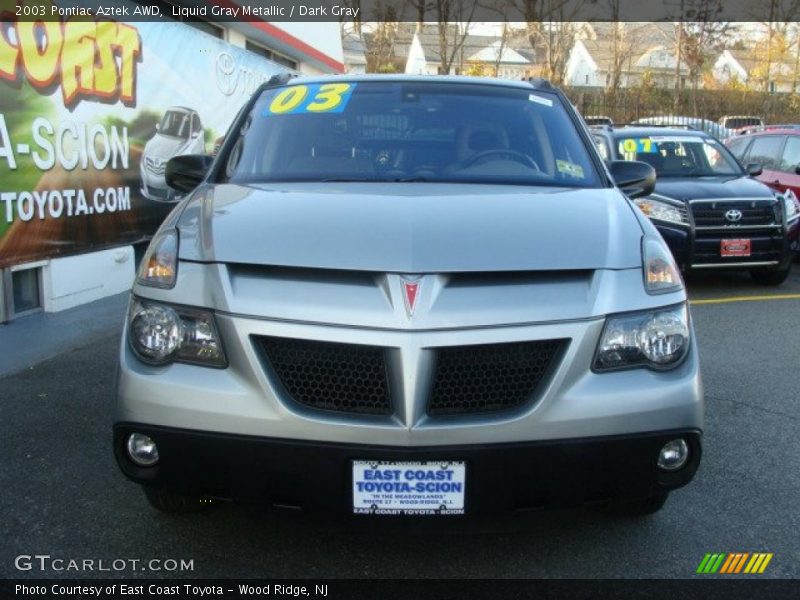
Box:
609 160 656 199
794 164 800 175
165 154 213 193
745 162 763 176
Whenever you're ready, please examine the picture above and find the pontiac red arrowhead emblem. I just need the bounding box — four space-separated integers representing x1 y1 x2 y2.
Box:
401 277 422 317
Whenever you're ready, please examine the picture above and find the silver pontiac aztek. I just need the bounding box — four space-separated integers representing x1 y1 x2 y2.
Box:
114 75 703 518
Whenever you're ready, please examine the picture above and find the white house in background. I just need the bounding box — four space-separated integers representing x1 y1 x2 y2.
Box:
399 25 535 77
713 49 749 85
465 40 531 79
565 23 688 89
565 39 602 87
404 33 431 74
713 49 798 93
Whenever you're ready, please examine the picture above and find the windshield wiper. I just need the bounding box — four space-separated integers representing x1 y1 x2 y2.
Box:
392 176 433 182
320 178 377 182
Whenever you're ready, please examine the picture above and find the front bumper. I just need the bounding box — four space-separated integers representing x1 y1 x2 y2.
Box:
657 218 799 271
114 425 702 514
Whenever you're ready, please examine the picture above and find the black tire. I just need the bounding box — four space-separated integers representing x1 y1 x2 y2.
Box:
607 491 669 517
143 486 213 513
750 265 791 286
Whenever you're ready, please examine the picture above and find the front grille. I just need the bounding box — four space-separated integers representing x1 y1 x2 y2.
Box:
144 157 166 175
428 340 565 416
258 337 392 415
691 201 776 227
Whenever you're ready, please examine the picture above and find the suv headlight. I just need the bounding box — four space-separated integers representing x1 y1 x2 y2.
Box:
643 237 683 295
137 229 178 288
634 197 688 226
593 304 690 371
128 298 227 367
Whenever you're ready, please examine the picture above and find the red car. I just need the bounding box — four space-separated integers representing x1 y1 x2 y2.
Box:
726 129 800 198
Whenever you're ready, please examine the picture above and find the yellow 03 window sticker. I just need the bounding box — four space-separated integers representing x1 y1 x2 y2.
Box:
265 83 357 116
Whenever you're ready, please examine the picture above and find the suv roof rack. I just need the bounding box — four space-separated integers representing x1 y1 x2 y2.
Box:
525 77 553 90
621 123 700 131
267 72 298 86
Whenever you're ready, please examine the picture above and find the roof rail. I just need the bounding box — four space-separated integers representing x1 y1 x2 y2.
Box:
267 72 298 86
622 123 699 130
525 77 553 90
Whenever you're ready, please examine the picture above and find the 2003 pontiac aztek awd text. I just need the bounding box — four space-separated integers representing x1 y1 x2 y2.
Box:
113 75 703 518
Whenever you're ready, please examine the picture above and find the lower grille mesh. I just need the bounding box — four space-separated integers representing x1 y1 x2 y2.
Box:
258 337 391 415
428 340 565 415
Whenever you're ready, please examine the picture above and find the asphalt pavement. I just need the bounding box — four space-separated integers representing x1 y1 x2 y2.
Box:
1 267 799 579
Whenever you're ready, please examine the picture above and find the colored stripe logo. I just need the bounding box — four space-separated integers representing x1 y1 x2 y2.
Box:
696 553 773 574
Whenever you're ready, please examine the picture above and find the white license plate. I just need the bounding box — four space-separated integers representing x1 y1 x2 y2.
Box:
352 460 466 515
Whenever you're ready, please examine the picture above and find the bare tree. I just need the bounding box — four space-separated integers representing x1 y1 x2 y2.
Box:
683 25 730 113
362 2 406 73
511 0 587 84
757 0 800 93
605 17 649 97
408 0 432 33
434 0 478 75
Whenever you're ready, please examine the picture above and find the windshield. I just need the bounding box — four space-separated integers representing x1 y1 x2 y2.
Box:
222 81 602 187
617 135 743 177
159 110 191 138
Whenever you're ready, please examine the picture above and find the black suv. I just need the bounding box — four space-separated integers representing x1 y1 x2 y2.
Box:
592 126 799 285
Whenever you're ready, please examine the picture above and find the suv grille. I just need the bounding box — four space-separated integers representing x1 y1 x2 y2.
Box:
691 201 776 227
428 340 565 416
258 337 392 415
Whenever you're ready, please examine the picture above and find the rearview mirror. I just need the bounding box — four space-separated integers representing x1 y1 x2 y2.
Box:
746 163 763 176
165 154 213 193
609 160 656 199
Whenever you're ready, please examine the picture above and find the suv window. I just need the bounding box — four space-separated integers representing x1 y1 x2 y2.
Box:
593 135 610 161
778 136 800 172
223 81 602 188
747 135 785 170
723 117 763 129
616 135 741 176
725 136 751 159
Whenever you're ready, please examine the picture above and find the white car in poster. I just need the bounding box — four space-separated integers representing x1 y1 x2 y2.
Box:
140 107 205 201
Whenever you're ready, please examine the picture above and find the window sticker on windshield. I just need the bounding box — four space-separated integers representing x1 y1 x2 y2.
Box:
263 83 357 116
528 94 553 107
556 159 584 178
620 138 657 153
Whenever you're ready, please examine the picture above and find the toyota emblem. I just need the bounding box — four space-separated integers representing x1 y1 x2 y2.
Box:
724 209 743 223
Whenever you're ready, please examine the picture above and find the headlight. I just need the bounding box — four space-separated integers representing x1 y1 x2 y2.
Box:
128 298 227 367
642 237 683 295
593 304 690 371
634 197 688 226
782 191 799 222
137 229 178 288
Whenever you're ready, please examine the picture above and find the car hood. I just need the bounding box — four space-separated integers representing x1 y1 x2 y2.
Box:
653 176 775 202
176 182 644 272
144 133 191 159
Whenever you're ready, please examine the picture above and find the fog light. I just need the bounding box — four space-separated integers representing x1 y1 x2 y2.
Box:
126 433 159 467
658 439 689 471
